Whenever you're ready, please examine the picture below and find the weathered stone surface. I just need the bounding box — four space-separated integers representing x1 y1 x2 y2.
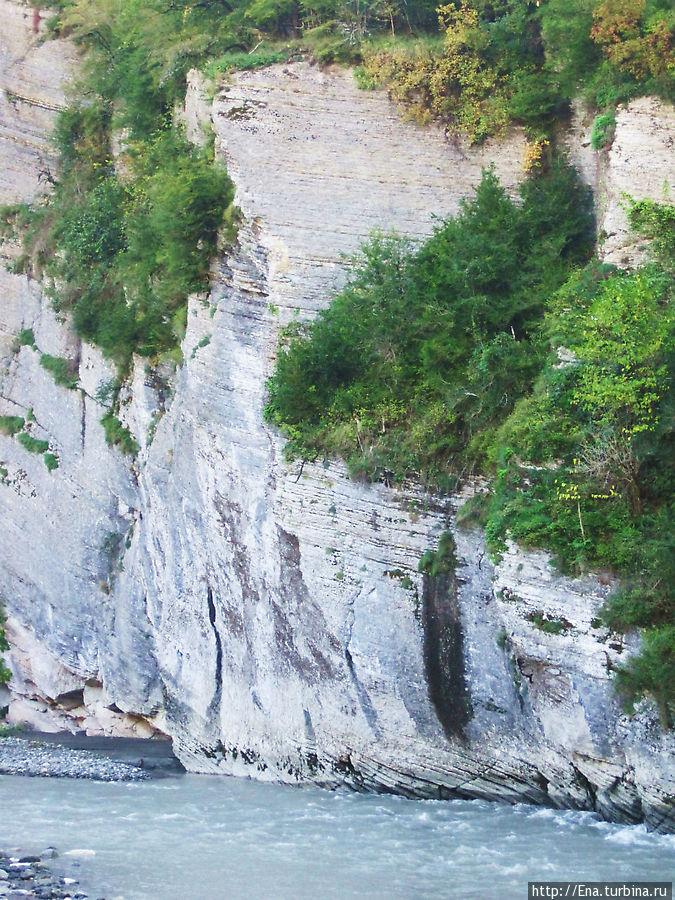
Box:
0 1 76 204
0 0 164 738
0 263 162 735
599 96 675 267
0 42 673 830
208 63 525 317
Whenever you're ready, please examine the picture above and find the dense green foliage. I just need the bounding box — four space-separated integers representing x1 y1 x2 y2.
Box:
590 111 616 148
5 0 239 371
266 160 593 485
16 109 234 367
0 417 25 437
100 410 140 456
16 328 36 350
359 0 674 142
267 178 674 724
43 452 60 472
485 202 674 725
40 0 671 155
17 433 50 455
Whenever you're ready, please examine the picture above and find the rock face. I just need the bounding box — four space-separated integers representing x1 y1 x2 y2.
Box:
0 14 673 832
0 0 76 204
0 0 164 738
599 97 675 267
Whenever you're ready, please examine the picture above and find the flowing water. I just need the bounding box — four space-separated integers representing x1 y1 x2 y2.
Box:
1 774 673 899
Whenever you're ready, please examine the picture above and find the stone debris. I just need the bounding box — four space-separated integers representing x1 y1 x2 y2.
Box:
0 737 148 781
0 848 105 900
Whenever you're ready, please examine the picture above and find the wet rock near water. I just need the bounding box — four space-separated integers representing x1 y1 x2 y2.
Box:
0 848 104 900
0 737 149 781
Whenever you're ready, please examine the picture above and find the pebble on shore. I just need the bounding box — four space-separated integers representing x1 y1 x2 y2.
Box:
0 848 105 900
0 738 148 782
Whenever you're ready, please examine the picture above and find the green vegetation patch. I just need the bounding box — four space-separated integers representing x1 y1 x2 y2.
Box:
5 0 239 370
615 626 675 729
591 111 617 150
206 49 290 78
478 203 675 726
0 605 10 686
101 411 139 457
526 610 574 635
31 115 236 367
40 354 79 389
17 432 49 454
266 161 593 487
358 0 674 143
191 335 211 358
17 328 37 349
267 184 674 725
0 416 25 437
419 531 458 577
43 452 59 471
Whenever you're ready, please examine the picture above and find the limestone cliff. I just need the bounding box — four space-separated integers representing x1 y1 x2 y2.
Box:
0 1 163 737
0 7 673 831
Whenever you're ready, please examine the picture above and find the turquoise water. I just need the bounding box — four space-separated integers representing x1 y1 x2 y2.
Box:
1 774 673 899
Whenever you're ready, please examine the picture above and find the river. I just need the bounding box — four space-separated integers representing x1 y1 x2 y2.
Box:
1 774 673 899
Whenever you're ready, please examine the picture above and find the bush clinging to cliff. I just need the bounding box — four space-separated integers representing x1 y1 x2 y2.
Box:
9 3 237 368
265 160 593 483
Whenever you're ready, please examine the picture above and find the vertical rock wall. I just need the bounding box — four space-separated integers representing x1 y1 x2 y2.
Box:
598 97 675 267
0 1 164 736
108 65 534 795
0 26 673 829
0 0 75 204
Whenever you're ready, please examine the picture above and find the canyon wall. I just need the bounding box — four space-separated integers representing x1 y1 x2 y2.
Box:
0 6 673 830
0 1 163 736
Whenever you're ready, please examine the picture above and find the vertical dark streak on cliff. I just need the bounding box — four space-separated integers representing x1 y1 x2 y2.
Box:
422 571 471 740
80 390 86 450
343 585 382 738
207 586 223 718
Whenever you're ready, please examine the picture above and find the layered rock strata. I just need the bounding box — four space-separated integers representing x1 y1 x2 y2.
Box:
599 97 675 267
0 0 164 737
0 16 673 831
0 0 76 204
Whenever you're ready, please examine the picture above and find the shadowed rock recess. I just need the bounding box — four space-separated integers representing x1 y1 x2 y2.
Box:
0 13 673 831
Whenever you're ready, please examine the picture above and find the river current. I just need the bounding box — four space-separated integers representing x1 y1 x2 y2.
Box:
2 774 673 899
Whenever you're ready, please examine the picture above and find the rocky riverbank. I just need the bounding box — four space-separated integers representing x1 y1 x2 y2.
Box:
0 849 95 900
0 732 183 780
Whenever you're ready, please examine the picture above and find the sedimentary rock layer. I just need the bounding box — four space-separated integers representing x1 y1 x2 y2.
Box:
0 0 76 204
0 0 163 738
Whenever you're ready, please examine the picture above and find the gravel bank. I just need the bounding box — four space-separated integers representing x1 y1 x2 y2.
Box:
0 736 149 781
